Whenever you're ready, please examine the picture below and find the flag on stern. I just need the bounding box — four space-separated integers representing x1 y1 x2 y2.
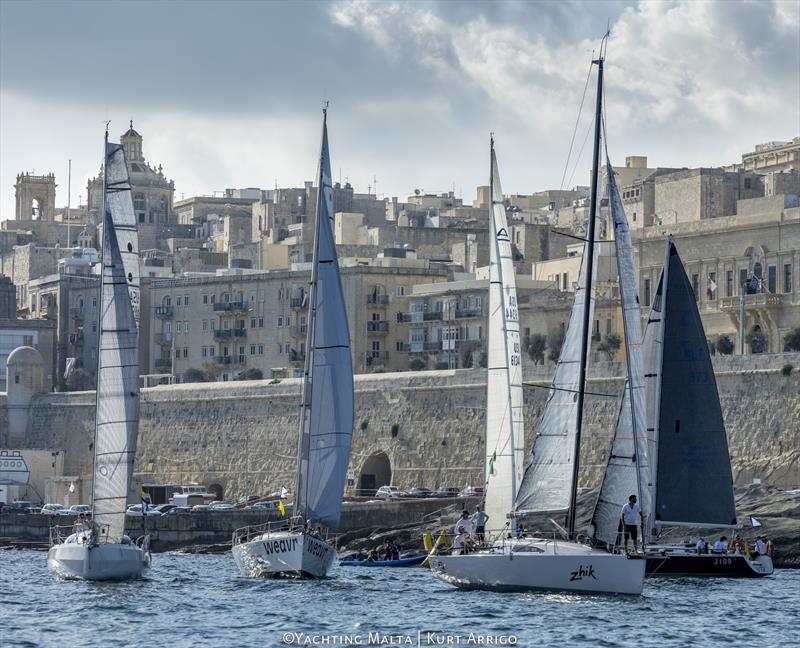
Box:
750 516 762 528
278 500 286 517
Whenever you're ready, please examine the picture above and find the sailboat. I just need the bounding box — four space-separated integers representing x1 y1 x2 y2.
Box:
609 237 772 577
232 107 353 579
48 126 150 580
429 51 646 595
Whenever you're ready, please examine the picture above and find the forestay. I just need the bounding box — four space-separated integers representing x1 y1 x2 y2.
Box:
295 112 354 529
515 239 598 516
483 141 524 529
91 141 140 544
650 239 737 528
590 160 651 546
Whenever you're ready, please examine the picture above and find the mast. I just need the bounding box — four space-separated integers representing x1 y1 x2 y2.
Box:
567 56 604 537
294 106 327 523
89 125 109 511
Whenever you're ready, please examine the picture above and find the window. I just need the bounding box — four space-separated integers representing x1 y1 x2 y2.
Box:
203 295 208 304
184 295 189 305
176 321 182 333
165 322 171 333
251 318 256 328
174 348 180 358
691 274 700 301
223 346 229 356
372 312 381 321
562 273 568 291
202 347 208 358
250 345 256 355
278 317 283 327
739 268 748 294
643 278 651 307
258 345 264 354
182 348 188 358
211 320 216 330
286 316 291 327
184 321 190 333
784 263 793 294
133 193 146 212
176 296 182 306
397 286 405 296
236 319 245 330
210 294 215 304
92 297 97 308
259 318 264 328
396 341 404 351
372 341 381 352
164 296 171 306
202 320 208 331
285 343 290 353
223 320 230 330
745 178 752 190
726 271 734 297
708 272 717 300
768 265 777 294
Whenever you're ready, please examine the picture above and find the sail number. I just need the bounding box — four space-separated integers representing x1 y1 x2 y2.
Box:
510 341 521 366
505 296 518 322
713 558 733 566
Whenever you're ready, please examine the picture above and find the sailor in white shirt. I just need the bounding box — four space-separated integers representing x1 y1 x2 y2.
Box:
755 537 765 556
712 536 729 553
620 494 642 553
454 510 475 536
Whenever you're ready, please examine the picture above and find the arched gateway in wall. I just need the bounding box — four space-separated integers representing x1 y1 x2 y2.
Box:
358 452 391 496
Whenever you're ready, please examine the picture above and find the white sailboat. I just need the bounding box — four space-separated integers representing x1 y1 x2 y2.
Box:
48 126 150 581
430 52 646 595
232 107 353 579
623 238 772 577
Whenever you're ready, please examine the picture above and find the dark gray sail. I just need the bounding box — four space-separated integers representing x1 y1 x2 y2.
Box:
650 239 737 527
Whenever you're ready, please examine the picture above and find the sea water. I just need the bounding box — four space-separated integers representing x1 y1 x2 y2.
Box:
1 549 797 647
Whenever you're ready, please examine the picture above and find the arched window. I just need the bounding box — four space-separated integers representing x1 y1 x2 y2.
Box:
133 193 146 212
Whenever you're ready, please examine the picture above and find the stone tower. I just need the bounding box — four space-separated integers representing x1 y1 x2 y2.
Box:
121 119 144 162
15 172 57 220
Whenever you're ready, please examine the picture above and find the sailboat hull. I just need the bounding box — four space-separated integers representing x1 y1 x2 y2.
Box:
429 543 645 595
232 531 335 579
48 541 150 581
645 552 773 577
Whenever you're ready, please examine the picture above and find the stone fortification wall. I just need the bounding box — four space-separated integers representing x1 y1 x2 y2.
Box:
8 354 800 500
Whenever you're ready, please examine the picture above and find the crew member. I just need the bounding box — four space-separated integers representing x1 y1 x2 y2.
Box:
620 494 642 553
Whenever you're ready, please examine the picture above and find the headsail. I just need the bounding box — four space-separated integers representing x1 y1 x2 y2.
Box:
590 159 651 546
648 238 736 529
295 110 354 529
514 242 598 516
483 139 524 529
91 137 140 544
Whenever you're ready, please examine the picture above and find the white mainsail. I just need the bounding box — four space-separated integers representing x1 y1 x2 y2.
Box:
514 242 598 516
590 159 651 546
91 139 140 544
483 139 524 529
294 110 354 529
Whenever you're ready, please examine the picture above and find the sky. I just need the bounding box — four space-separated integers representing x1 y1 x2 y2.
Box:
1 0 798 220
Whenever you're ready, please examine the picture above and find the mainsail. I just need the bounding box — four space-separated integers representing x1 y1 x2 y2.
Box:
590 159 651 546
295 109 354 529
514 242 598 515
483 139 524 529
646 238 737 529
91 137 141 544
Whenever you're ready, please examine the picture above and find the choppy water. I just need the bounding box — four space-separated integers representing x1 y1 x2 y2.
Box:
1 549 797 648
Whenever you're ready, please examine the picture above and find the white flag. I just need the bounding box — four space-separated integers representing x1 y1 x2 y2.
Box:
68 482 76 494
750 516 762 528
280 486 288 500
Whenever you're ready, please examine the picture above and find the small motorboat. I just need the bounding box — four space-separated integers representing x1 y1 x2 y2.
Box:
339 555 427 568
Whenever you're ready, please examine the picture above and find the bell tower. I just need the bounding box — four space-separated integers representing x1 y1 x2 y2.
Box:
14 172 57 220
121 120 144 162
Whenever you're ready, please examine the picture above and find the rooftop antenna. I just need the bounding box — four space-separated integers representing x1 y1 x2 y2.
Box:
66 159 71 248
373 174 377 198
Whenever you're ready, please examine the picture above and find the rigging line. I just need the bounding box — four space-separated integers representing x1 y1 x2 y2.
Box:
566 117 594 191
559 59 595 193
522 382 619 398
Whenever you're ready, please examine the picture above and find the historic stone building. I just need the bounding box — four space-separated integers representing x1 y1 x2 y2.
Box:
14 173 56 221
87 122 175 250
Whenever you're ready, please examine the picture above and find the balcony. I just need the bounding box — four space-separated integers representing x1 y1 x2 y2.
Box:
214 355 245 366
290 297 305 309
366 351 389 366
154 358 172 370
154 332 173 346
290 324 308 338
455 308 483 319
367 294 390 306
397 311 443 323
367 320 389 335
719 293 784 312
155 306 174 319
213 329 247 341
213 301 249 313
409 340 442 353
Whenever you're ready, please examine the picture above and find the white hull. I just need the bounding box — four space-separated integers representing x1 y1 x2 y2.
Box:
232 531 335 579
48 541 150 581
429 541 645 595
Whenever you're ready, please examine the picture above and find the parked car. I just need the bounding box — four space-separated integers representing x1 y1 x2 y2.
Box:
210 502 235 510
458 486 484 498
40 504 70 516
237 495 260 505
248 501 279 511
125 504 160 517
6 500 39 513
403 487 432 498
152 504 175 515
432 487 460 498
190 504 212 513
375 486 404 499
69 504 92 515
163 506 191 515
